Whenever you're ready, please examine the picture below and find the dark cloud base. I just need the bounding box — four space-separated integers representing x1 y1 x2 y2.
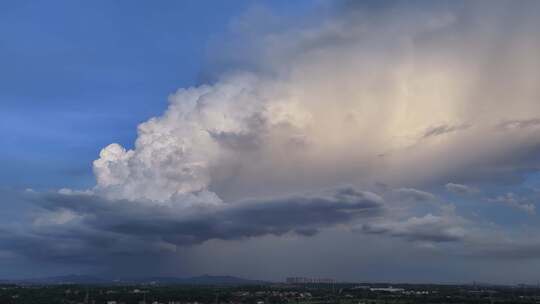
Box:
0 187 384 265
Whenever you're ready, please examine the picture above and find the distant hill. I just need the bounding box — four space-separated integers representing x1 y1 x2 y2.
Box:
140 275 267 285
2 274 267 286
14 275 109 285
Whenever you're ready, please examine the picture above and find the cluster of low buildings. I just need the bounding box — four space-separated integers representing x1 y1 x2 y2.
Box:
285 277 336 284
233 290 312 299
104 302 181 304
352 285 431 294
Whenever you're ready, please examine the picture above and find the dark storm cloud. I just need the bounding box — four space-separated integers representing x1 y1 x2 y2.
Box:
0 187 384 263
208 130 262 151
207 113 267 151
466 241 540 260
422 124 471 139
497 118 540 131
428 140 540 189
392 188 437 202
361 214 466 243
445 183 479 195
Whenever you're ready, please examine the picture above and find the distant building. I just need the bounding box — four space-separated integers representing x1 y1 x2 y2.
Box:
351 285 370 290
286 277 336 284
370 286 405 293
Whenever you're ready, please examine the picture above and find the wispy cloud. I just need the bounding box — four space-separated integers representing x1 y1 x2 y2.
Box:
445 183 479 195
488 193 536 214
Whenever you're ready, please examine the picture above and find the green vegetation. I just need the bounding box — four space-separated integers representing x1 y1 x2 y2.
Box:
1 283 540 304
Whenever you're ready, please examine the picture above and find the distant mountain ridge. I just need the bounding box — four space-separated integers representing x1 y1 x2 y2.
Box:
1 274 267 285
141 275 266 285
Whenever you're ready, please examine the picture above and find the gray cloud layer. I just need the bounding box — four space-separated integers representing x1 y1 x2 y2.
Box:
361 213 466 243
0 187 383 263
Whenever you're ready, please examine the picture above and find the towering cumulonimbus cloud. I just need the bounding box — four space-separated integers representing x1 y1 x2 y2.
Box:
92 76 263 203
93 0 540 204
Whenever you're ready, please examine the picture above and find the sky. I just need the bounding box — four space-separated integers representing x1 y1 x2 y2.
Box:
1 0 540 284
